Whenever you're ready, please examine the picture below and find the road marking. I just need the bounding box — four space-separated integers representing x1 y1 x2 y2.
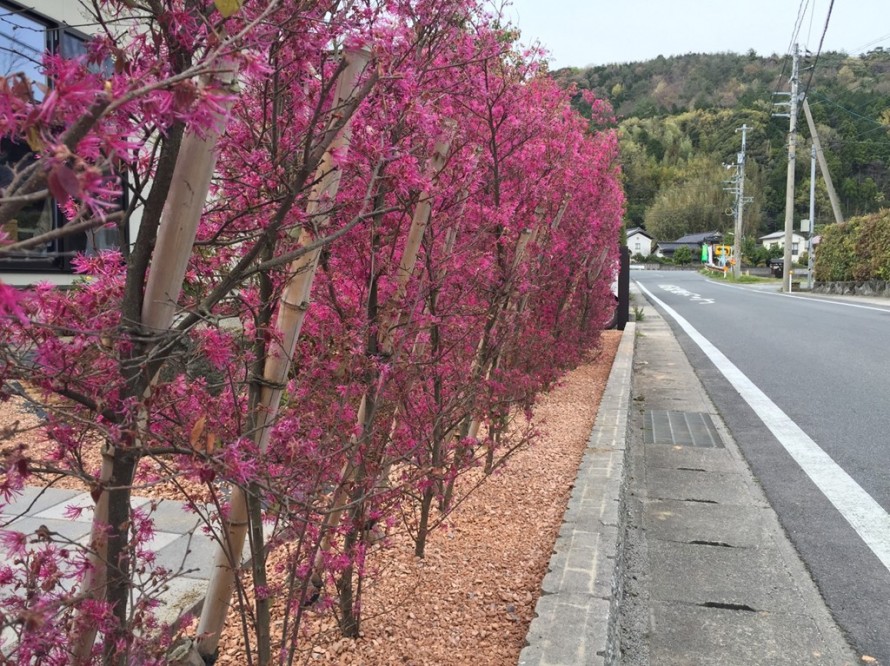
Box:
707 280 890 314
658 284 714 304
637 281 890 572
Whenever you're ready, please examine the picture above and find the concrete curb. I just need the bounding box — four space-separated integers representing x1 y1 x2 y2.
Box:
519 323 635 666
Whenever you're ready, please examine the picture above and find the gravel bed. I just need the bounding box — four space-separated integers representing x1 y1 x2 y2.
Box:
0 330 620 664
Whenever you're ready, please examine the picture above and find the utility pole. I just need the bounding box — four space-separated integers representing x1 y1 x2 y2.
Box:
802 98 844 226
782 44 800 292
733 124 750 279
808 145 816 288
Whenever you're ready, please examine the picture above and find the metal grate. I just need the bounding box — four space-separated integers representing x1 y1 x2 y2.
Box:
644 411 723 448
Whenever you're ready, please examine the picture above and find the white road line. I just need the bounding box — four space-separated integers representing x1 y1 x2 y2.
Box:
707 279 890 313
637 281 890 572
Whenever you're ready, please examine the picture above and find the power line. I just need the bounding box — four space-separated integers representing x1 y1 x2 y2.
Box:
789 0 811 54
810 93 888 130
801 0 835 101
848 31 890 55
771 0 810 107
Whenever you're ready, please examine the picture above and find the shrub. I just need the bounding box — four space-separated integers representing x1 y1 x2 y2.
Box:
815 209 890 282
673 246 693 264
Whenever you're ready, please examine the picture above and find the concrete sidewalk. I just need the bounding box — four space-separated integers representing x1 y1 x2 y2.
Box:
521 286 858 664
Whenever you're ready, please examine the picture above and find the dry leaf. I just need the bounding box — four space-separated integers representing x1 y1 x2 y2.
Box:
213 0 242 17
189 415 207 448
26 126 44 152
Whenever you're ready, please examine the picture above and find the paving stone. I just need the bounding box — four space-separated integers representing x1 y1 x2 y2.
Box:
648 539 805 614
135 499 206 533
645 469 752 505
33 492 150 522
0 487 80 520
643 499 772 548
649 602 852 666
153 532 216 580
520 593 610 666
2 515 92 545
643 445 739 474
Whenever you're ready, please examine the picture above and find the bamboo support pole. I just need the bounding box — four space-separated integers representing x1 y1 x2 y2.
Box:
72 58 239 663
307 134 452 588
195 48 372 658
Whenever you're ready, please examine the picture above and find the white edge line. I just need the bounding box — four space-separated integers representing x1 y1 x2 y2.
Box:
636 281 890 572
706 279 890 313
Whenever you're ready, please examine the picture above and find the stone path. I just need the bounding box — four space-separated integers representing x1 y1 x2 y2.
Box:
1 487 216 626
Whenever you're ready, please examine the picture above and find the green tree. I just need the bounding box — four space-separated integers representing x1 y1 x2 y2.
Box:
673 246 693 264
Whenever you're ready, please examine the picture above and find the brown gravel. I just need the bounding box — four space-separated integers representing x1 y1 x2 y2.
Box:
1 330 621 664
214 329 621 664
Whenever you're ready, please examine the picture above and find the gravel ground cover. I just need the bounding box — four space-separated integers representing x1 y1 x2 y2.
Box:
1 330 620 664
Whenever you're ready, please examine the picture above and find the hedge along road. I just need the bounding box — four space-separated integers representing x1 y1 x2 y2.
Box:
633 270 890 664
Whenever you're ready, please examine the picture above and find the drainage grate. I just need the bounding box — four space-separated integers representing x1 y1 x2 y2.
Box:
644 411 723 448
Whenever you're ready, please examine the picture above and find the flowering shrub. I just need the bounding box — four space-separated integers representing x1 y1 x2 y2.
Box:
0 0 624 663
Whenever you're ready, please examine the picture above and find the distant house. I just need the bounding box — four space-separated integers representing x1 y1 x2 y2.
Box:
656 231 723 260
759 230 808 263
626 227 654 258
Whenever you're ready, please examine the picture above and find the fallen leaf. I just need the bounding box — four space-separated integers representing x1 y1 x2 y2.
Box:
213 0 242 17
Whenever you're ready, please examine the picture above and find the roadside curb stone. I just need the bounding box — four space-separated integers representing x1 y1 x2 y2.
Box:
519 322 635 666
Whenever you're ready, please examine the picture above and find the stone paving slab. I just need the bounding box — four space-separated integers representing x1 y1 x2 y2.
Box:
644 468 753 505
0 486 80 518
649 602 857 666
642 445 740 474
642 499 772 548
521 593 611 666
647 539 806 614
0 487 220 628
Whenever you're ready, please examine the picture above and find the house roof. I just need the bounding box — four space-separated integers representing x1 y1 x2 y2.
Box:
658 242 699 251
672 231 722 243
759 230 805 240
626 227 653 239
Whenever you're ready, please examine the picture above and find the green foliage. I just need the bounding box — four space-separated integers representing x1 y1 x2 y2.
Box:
815 209 890 281
854 209 890 280
557 49 890 243
643 156 731 241
672 246 693 264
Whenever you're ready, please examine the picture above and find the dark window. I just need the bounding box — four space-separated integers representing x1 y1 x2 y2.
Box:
0 1 122 271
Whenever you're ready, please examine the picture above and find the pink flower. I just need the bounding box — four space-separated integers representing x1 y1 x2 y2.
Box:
0 281 27 324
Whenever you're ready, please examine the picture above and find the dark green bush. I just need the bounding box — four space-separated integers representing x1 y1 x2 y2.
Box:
816 219 857 281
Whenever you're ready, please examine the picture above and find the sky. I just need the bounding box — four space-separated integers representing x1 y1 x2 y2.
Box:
505 0 890 68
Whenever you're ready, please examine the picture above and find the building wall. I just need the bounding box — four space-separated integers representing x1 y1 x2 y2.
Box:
628 232 653 257
1 1 143 286
17 1 93 27
761 233 807 262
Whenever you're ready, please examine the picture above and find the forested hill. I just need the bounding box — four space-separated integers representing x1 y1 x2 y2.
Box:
553 50 890 245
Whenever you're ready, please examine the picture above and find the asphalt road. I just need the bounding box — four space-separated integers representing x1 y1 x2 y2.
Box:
633 269 890 664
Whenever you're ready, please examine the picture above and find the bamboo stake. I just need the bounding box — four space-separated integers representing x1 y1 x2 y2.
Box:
72 58 239 664
195 48 372 658
441 223 535 508
307 134 452 592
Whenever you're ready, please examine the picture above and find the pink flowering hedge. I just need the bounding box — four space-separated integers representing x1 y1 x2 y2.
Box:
0 0 624 664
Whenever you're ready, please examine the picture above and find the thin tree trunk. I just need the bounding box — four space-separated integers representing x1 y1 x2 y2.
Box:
72 58 239 665
441 225 534 509
196 48 372 661
306 135 451 606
